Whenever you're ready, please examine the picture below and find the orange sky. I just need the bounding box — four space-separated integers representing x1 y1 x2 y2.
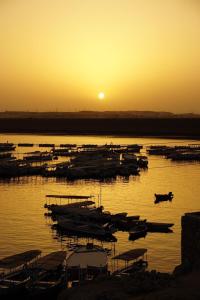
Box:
0 0 200 112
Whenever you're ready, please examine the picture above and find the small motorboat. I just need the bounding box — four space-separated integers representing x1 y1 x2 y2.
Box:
146 222 174 233
154 192 174 203
129 224 147 241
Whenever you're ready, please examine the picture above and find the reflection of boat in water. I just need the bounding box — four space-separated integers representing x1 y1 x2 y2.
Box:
66 243 108 281
112 248 148 276
154 192 174 203
146 222 174 232
27 251 66 298
0 250 41 297
129 224 147 240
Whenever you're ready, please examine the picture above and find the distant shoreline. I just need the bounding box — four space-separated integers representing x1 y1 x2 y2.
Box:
0 118 200 139
0 132 200 141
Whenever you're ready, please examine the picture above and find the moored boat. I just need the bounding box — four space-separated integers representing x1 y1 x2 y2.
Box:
66 243 108 281
56 217 116 238
27 251 66 298
146 222 174 232
112 248 148 276
154 192 174 203
0 250 41 298
129 224 148 240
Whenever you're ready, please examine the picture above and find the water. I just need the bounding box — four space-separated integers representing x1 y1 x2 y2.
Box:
0 134 200 273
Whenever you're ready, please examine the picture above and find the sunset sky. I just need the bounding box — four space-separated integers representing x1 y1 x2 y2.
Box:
0 0 200 112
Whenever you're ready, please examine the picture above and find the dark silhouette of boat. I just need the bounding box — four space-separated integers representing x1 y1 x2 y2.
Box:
56 217 116 239
112 248 148 276
27 251 66 298
146 222 174 232
129 224 148 240
154 192 174 203
0 143 16 152
0 250 41 298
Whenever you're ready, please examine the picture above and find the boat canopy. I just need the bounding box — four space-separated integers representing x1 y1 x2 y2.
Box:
32 251 66 271
66 245 107 268
113 248 147 261
60 200 95 207
46 195 93 199
0 250 41 269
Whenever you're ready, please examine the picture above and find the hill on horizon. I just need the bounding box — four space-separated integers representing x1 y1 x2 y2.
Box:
0 111 199 119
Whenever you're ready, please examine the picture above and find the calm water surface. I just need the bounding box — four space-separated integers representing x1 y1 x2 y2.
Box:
0 134 200 273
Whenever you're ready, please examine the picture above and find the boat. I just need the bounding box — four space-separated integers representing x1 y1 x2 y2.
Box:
39 143 55 148
56 217 116 238
0 250 41 297
146 222 174 232
45 200 95 210
18 143 34 147
66 243 108 281
114 218 145 231
60 144 76 148
0 143 16 152
23 151 53 162
126 215 140 221
0 153 12 160
112 248 148 276
154 192 174 203
52 149 70 156
27 251 66 297
122 153 137 162
129 224 147 240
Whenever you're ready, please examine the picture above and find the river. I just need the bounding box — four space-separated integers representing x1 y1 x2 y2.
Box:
0 134 200 273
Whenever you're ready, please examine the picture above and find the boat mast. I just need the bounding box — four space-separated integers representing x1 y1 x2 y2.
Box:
99 184 102 207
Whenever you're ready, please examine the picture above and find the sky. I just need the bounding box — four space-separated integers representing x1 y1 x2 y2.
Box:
0 0 200 112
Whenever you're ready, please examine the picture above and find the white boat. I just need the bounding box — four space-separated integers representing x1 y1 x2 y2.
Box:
66 243 108 281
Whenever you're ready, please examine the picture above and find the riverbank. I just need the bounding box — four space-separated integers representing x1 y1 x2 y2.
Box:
58 270 200 300
0 118 200 138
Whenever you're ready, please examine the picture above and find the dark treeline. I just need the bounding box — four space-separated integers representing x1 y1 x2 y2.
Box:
0 118 200 137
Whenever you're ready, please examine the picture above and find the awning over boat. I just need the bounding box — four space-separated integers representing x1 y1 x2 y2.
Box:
61 200 95 207
46 195 93 199
66 246 107 268
112 248 147 261
0 250 41 269
32 251 66 271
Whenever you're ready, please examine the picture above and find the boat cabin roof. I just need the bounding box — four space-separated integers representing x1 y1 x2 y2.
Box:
46 194 93 199
61 200 95 207
66 245 107 268
0 250 41 269
32 251 66 271
113 248 147 261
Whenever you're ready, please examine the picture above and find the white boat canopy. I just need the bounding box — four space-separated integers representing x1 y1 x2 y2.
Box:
66 245 107 269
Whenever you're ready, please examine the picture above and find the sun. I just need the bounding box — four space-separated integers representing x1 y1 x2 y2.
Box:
98 92 105 100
